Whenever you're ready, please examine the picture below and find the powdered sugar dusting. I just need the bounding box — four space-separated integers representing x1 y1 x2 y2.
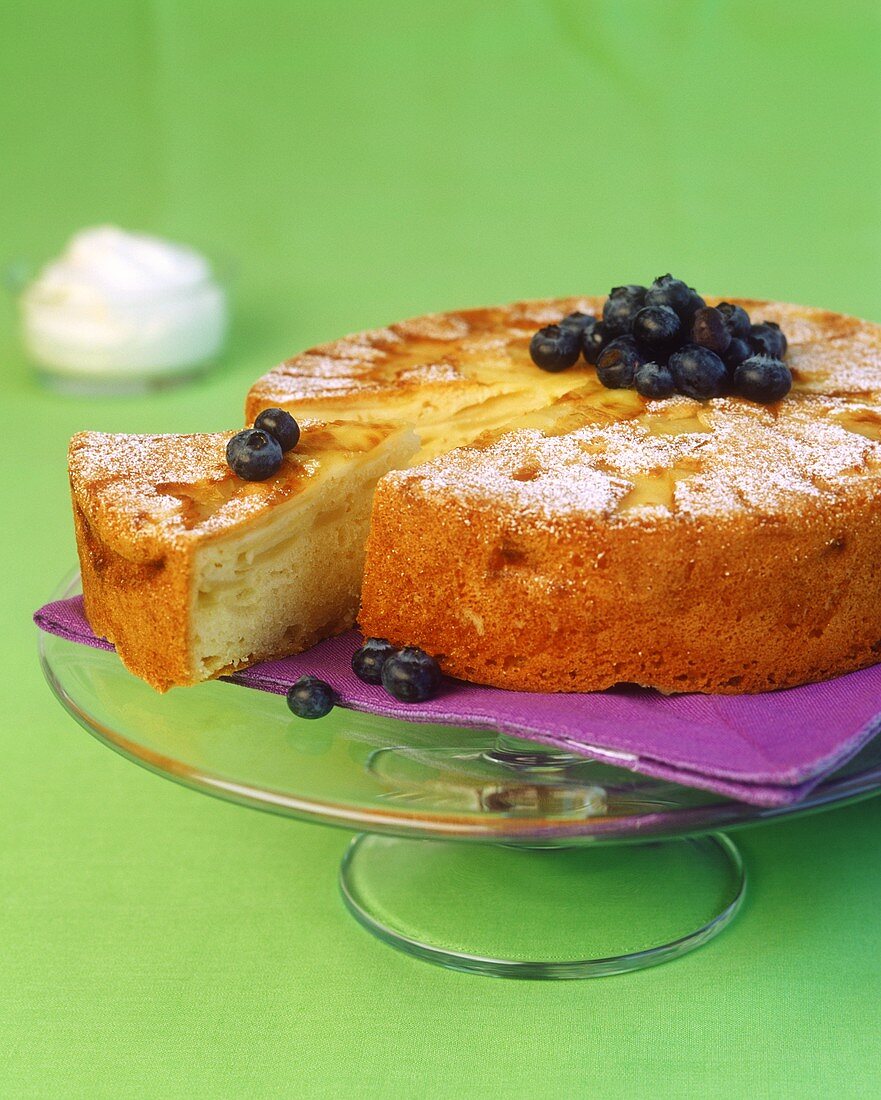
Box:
395 390 881 528
410 429 631 519
68 420 404 553
79 295 881 548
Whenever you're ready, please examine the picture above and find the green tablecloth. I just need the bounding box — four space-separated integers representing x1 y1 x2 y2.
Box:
2 3 880 1095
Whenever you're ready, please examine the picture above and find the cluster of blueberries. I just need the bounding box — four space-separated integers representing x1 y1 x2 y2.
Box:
286 640 442 719
226 407 301 481
529 274 792 404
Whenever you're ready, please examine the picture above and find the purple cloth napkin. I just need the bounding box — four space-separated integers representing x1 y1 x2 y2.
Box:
35 595 881 807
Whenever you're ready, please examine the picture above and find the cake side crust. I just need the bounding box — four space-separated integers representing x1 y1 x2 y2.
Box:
72 488 196 691
359 475 881 694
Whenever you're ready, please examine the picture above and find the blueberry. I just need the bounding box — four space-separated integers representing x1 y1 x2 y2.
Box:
254 407 300 452
723 337 752 371
602 285 647 337
690 306 732 356
668 345 727 400
581 321 607 365
632 305 681 352
644 275 705 324
634 361 677 398
558 310 596 334
286 675 336 719
749 321 787 359
381 646 442 703
733 355 792 403
596 336 644 389
226 429 283 481
351 637 395 685
716 302 751 341
529 324 581 372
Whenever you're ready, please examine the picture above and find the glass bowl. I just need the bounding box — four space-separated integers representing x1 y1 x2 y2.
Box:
6 252 233 396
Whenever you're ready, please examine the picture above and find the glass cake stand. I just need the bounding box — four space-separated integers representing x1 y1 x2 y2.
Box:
39 572 881 980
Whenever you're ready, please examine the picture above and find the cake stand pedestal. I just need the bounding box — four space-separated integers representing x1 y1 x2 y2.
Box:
340 830 744 979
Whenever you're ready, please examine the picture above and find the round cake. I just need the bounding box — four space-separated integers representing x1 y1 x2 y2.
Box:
354 297 881 694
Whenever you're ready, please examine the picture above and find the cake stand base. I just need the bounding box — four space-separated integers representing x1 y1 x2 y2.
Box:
340 832 745 979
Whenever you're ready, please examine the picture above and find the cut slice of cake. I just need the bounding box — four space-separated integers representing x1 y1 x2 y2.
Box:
69 420 418 690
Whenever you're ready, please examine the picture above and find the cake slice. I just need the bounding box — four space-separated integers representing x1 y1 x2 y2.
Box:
68 420 418 690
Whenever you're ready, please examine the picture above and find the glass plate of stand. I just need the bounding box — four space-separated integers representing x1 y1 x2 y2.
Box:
39 572 881 980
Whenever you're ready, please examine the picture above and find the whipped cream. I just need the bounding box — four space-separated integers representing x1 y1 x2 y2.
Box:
21 226 228 377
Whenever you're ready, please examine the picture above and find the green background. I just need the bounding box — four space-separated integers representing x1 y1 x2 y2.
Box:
2 1 881 1095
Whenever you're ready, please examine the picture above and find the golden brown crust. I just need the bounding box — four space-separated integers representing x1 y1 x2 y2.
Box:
245 298 607 426
67 422 401 555
360 477 881 693
73 492 195 691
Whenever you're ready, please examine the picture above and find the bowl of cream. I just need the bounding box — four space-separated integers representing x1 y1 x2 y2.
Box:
18 226 229 394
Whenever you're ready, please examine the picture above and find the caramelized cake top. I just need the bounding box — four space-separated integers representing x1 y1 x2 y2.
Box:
249 297 881 527
248 297 881 414
68 419 409 558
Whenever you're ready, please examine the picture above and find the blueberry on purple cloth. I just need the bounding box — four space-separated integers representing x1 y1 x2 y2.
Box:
286 675 336 719
381 646 442 703
352 637 396 685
